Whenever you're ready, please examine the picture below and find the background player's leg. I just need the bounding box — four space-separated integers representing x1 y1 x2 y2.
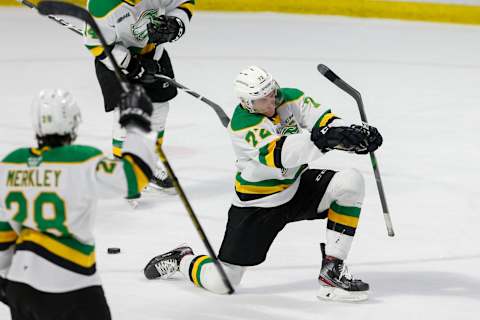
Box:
111 108 126 159
148 102 175 192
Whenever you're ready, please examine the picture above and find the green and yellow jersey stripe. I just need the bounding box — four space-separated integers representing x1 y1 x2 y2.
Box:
235 164 307 199
258 136 286 169
122 155 149 198
0 221 17 250
16 228 96 275
314 109 337 128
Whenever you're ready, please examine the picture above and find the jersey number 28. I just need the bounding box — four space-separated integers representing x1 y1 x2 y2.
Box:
5 191 69 237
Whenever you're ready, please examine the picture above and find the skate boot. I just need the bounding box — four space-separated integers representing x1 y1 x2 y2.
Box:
144 245 193 280
317 243 369 302
148 167 175 194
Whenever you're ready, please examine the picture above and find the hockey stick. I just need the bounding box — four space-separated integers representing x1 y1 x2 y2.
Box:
317 64 395 237
19 0 83 35
36 0 235 293
23 0 230 129
155 75 230 128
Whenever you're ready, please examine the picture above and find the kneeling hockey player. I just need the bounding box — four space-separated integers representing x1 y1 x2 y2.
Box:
144 66 383 302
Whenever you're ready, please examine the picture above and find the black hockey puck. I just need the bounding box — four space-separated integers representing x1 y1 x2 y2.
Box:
107 247 121 254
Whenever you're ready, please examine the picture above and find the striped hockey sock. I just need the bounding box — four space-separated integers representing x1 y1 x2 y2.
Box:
188 255 214 288
326 201 361 260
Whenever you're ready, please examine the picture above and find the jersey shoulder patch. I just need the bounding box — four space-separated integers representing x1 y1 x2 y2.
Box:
88 0 123 18
230 105 265 131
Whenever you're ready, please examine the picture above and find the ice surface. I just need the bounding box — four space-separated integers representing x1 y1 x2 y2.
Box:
0 8 479 320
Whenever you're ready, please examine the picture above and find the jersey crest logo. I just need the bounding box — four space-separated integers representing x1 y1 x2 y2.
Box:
276 116 300 136
27 156 42 168
131 9 158 42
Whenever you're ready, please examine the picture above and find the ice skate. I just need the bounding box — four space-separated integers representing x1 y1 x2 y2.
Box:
317 244 369 302
148 167 176 195
144 245 193 279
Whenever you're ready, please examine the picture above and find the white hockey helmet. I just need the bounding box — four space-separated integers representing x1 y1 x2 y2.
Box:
234 65 279 113
31 89 82 144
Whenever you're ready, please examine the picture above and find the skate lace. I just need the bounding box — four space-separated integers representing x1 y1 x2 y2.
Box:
154 168 169 181
154 258 178 279
338 263 354 281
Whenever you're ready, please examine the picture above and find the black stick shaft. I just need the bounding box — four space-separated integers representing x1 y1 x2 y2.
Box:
317 64 394 237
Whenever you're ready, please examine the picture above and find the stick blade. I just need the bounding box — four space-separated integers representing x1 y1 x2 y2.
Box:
317 64 340 83
37 0 91 23
317 64 330 75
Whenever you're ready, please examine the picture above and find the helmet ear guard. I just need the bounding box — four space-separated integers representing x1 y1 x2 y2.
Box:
234 66 278 113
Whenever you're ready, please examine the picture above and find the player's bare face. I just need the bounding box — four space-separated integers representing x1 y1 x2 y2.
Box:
253 89 276 117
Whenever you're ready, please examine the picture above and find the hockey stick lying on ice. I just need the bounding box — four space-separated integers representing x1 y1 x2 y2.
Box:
317 64 394 237
36 0 235 294
22 0 231 128
19 0 83 35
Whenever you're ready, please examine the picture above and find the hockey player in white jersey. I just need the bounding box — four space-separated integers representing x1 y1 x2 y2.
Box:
0 85 157 319
84 0 195 194
143 66 383 302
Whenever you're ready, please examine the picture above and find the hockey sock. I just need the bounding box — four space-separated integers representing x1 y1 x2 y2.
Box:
180 255 214 288
325 201 360 260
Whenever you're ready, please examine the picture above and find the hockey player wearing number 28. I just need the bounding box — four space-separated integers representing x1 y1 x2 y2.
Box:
84 0 195 194
0 85 157 319
144 66 384 302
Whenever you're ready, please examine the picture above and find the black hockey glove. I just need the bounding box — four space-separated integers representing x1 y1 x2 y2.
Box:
352 124 383 154
118 85 153 132
311 124 383 154
126 56 160 84
147 15 185 44
311 125 365 153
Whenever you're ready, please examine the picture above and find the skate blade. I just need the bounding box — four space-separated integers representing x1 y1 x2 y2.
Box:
317 285 368 302
126 198 139 209
146 183 177 195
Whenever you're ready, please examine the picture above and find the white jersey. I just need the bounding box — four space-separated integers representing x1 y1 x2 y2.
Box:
229 87 345 208
0 129 157 292
84 0 194 59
